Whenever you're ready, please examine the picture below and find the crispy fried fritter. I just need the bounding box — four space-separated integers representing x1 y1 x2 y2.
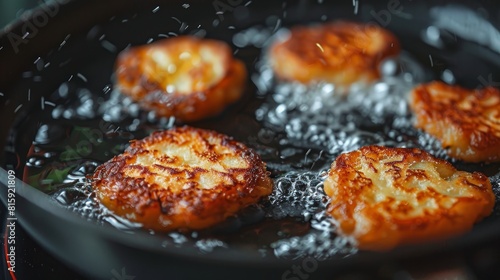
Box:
115 36 246 122
268 21 400 91
324 145 494 251
409 81 500 162
92 127 273 231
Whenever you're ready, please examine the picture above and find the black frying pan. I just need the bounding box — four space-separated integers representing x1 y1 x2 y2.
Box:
1 0 500 279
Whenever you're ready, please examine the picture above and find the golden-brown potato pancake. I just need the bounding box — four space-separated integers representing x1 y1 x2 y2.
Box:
324 145 494 251
268 21 400 91
115 36 246 122
92 126 273 231
409 81 500 162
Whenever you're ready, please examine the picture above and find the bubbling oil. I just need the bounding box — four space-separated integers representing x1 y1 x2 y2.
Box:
490 174 500 218
20 25 500 260
266 171 358 259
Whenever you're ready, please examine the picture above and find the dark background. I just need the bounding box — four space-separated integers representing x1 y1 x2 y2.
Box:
0 0 40 28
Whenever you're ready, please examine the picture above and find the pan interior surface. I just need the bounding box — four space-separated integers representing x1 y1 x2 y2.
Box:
1 0 500 274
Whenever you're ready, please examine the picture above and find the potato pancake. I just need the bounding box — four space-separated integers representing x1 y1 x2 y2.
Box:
92 126 273 231
268 21 400 92
115 36 246 122
324 145 495 251
409 81 500 162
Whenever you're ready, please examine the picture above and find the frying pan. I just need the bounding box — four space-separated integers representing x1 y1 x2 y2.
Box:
1 0 500 279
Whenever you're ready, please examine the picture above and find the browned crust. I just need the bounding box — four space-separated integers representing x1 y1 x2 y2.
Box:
115 36 247 122
268 21 400 86
409 81 500 162
92 126 273 231
324 145 495 251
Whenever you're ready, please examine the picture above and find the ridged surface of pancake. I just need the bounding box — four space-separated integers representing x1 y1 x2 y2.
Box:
324 145 495 251
268 21 400 91
115 36 246 122
409 81 500 162
92 127 273 231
